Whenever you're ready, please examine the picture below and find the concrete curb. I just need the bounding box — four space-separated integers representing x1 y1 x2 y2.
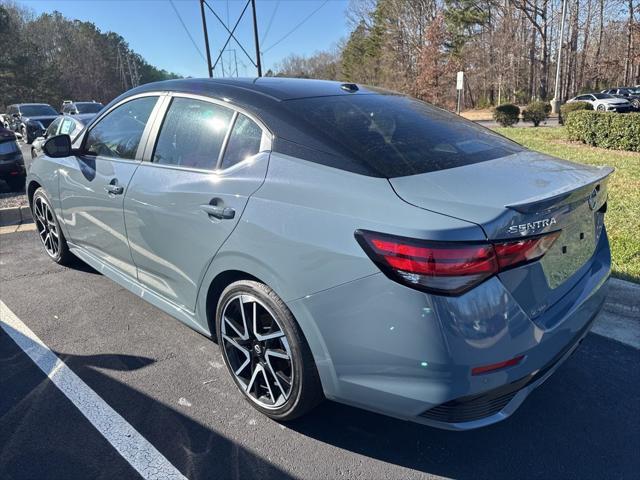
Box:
0 205 32 227
605 277 640 319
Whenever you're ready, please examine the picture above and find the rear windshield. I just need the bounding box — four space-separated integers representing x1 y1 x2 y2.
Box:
76 102 103 113
282 94 524 178
20 105 57 116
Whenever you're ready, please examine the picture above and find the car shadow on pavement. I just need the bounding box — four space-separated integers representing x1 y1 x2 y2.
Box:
289 334 640 479
0 326 294 480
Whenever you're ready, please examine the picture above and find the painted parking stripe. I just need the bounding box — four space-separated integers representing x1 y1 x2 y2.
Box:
0 300 187 480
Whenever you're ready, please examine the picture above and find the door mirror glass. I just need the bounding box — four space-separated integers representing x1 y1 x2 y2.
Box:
43 134 71 158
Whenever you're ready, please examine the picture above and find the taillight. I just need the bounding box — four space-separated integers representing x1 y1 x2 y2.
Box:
355 230 560 296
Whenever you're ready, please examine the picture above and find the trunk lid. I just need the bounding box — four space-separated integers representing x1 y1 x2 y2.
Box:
389 151 612 325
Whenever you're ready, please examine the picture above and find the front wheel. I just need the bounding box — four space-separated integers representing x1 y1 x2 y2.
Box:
216 280 323 421
32 187 75 265
632 99 640 111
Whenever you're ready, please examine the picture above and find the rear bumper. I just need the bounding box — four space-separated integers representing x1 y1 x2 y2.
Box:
0 155 26 178
288 228 611 430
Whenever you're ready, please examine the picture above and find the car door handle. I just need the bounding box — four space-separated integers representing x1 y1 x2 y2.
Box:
104 180 124 195
200 204 235 220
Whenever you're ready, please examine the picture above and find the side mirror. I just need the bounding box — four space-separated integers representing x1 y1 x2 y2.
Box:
43 134 72 158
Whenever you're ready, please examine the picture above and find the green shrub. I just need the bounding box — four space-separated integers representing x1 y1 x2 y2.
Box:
560 101 593 119
565 111 640 152
493 103 520 127
523 101 550 127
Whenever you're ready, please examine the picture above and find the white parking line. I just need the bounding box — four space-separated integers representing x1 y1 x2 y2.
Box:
0 300 187 480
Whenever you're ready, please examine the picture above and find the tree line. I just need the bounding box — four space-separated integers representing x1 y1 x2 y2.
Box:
0 1 180 112
274 0 639 110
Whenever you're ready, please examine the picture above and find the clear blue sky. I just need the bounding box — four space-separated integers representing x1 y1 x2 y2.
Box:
21 0 351 77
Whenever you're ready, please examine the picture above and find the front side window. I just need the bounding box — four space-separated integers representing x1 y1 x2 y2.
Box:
220 113 263 169
283 94 524 178
83 96 157 160
152 97 233 170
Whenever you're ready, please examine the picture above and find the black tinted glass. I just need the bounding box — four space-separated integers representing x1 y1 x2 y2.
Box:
221 114 263 169
20 105 57 116
76 103 103 113
153 97 233 170
84 96 157 159
283 95 523 177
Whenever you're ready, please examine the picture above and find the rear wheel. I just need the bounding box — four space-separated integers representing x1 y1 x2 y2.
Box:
632 99 640 110
215 280 323 421
32 187 75 265
596 104 606 112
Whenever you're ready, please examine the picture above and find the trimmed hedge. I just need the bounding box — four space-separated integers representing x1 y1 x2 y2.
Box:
493 103 520 127
565 111 640 152
560 101 593 119
523 101 551 127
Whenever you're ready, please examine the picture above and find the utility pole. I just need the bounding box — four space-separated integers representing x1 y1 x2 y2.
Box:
551 0 568 114
250 0 262 77
199 0 213 77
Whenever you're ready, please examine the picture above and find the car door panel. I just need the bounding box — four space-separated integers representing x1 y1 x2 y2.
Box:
123 95 271 311
59 94 161 277
59 157 141 277
124 155 269 309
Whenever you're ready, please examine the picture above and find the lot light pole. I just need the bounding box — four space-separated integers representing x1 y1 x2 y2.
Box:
551 0 568 114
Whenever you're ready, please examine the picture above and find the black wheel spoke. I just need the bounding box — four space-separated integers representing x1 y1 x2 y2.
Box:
221 294 293 409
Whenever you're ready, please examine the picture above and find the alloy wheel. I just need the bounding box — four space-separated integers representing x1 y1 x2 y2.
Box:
220 294 293 409
34 195 60 258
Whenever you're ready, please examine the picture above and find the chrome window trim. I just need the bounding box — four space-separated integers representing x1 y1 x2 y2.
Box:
78 92 164 163
142 91 273 174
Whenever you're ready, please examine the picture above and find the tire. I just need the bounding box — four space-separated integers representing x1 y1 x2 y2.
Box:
32 187 75 265
596 104 606 112
31 148 37 160
21 126 31 144
633 99 640 111
215 280 323 421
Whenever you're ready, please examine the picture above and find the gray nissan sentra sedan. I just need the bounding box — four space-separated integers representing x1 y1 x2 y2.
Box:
27 78 612 430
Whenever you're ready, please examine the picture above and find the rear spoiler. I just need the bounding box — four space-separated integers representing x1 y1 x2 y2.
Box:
506 166 614 214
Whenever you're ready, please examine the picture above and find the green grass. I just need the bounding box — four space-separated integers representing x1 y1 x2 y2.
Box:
495 127 640 283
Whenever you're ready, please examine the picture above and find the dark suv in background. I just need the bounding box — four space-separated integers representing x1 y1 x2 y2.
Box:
601 88 640 110
6 103 59 143
0 126 25 191
61 101 104 115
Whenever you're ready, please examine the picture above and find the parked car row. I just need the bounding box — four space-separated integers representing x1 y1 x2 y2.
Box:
568 86 640 112
0 126 25 190
3 101 103 144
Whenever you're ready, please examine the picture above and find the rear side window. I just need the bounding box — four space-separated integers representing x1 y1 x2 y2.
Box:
46 117 62 137
59 118 75 135
282 95 524 178
153 97 233 170
221 113 263 169
84 96 157 159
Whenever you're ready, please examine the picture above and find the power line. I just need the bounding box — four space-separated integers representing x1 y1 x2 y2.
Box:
263 0 330 53
168 0 206 62
260 0 280 45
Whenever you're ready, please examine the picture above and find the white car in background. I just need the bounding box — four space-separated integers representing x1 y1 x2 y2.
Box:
568 93 632 112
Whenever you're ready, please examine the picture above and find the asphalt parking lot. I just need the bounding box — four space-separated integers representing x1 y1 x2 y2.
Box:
1 229 639 480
